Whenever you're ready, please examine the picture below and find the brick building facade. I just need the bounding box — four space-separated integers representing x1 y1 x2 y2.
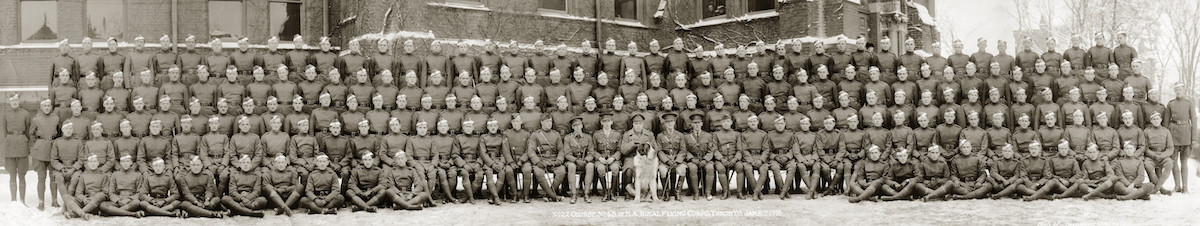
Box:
0 0 936 95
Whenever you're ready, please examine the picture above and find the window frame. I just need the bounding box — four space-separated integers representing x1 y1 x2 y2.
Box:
85 0 127 41
612 0 640 22
19 0 60 43
536 0 569 15
745 0 777 15
268 0 305 44
208 0 247 42
699 0 729 21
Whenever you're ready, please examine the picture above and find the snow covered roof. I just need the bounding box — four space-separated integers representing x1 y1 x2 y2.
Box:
907 1 936 26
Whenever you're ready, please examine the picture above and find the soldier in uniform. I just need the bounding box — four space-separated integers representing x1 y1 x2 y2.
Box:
1072 145 1117 200
620 114 658 201
430 120 459 203
528 116 563 202
738 115 769 200
177 156 227 218
349 69 376 109
879 149 921 201
765 117 798 199
562 117 593 203
259 116 291 170
59 155 115 219
905 145 951 201
592 113 623 201
140 158 181 217
1112 142 1156 200
106 154 149 217
289 119 319 183
28 98 58 208
201 116 231 193
1166 83 1194 193
384 150 430 210
480 119 514 203
654 114 684 201
300 154 343 214
680 114 714 200
1024 141 1082 201
50 123 84 211
347 152 388 212
453 120 484 204
847 145 888 203
942 140 992 200
173 115 204 172
989 144 1032 199
503 116 533 202
221 155 266 217
1144 112 1176 195
322 69 349 110
137 119 174 172
62 123 111 210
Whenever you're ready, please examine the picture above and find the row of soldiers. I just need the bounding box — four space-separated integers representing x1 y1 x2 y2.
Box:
5 32 1193 219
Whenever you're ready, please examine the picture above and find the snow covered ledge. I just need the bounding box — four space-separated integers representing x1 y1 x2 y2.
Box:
678 10 780 30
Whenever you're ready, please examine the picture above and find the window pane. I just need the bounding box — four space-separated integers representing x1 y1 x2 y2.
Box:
209 1 244 41
269 2 301 39
21 1 58 41
615 0 637 20
702 0 726 19
748 0 775 12
540 0 565 11
87 0 124 39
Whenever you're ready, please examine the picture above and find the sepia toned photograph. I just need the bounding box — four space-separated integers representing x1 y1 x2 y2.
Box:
0 0 1198 225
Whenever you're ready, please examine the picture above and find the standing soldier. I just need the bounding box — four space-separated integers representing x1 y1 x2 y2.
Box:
284 35 313 84
177 35 206 86
125 36 155 87
312 37 339 80
396 40 425 87
50 39 78 85
1063 35 1087 72
4 93 31 204
77 38 104 87
1166 82 1194 193
228 38 262 85
1087 33 1114 76
29 99 59 209
318 121 353 186
153 35 179 85
261 37 287 84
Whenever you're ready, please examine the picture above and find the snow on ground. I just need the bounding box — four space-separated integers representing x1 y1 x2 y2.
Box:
4 161 1200 225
